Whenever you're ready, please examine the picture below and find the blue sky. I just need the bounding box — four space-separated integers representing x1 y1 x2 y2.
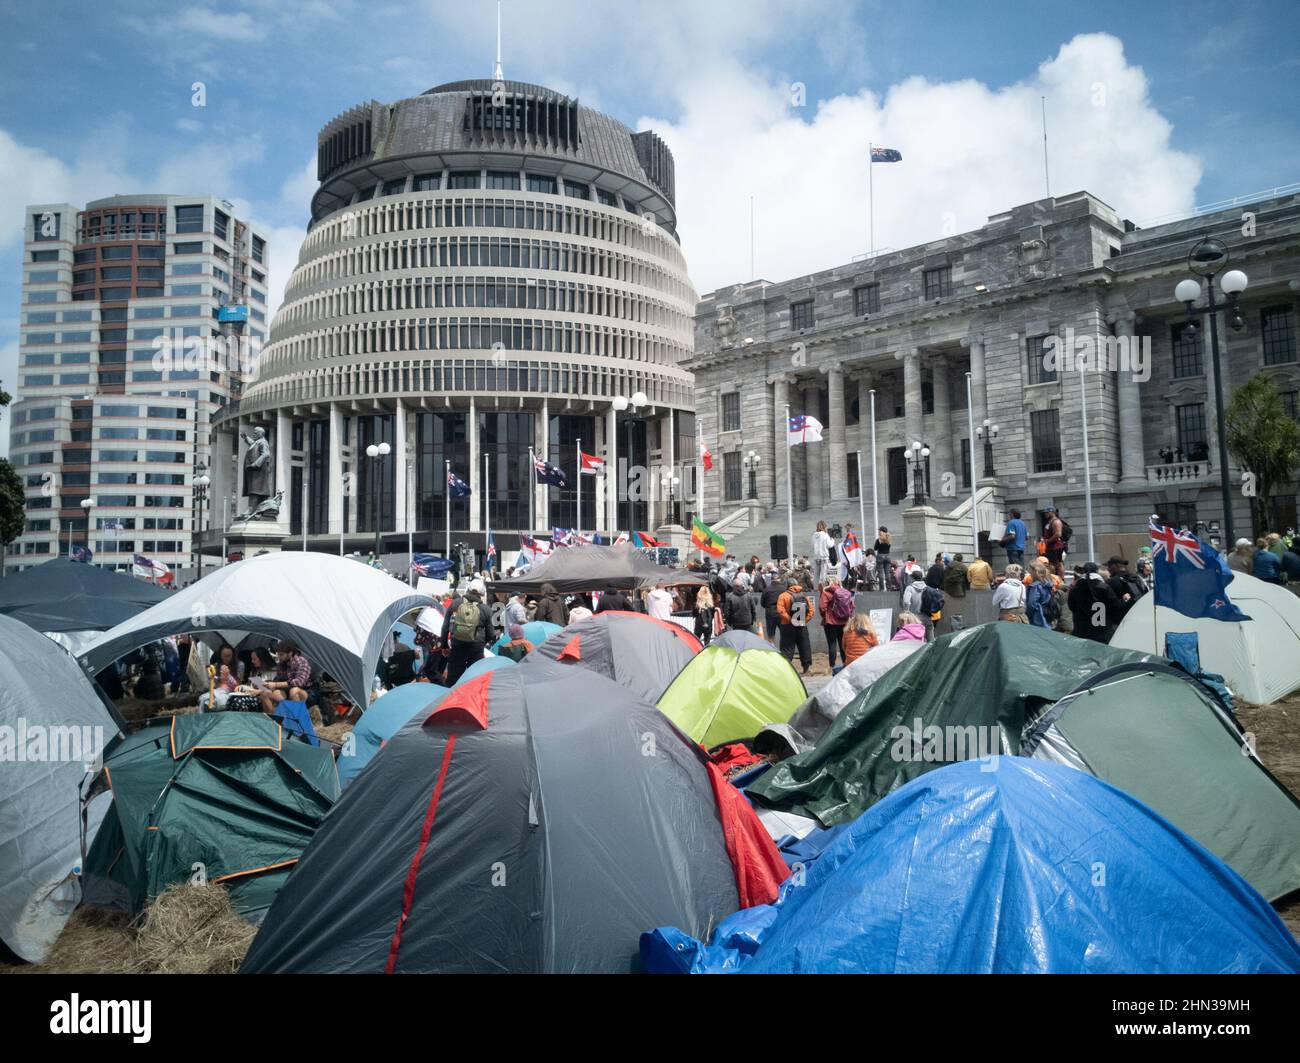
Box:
2 0 1298 454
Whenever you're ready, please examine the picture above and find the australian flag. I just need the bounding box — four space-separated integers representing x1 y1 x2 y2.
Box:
447 471 471 498
552 527 574 547
871 146 902 163
1148 517 1250 622
534 456 567 488
71 545 93 564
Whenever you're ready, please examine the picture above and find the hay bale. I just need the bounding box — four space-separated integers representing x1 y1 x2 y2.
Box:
132 883 256 975
315 720 354 744
28 905 137 974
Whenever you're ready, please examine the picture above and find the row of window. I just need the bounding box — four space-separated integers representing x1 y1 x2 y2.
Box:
364 170 625 203
787 270 952 332
26 495 186 509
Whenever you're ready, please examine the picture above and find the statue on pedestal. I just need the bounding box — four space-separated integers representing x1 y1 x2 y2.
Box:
240 426 274 510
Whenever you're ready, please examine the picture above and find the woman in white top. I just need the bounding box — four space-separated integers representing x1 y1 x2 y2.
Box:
991 564 1027 622
810 521 834 588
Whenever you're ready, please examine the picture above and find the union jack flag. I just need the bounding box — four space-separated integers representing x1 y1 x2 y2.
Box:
1148 517 1204 569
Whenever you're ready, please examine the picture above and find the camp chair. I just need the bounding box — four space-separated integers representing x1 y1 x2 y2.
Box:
1164 632 1235 713
274 699 321 746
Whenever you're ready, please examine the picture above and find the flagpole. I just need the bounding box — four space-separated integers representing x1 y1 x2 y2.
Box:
696 425 704 562
444 459 451 563
966 373 979 557
856 448 866 560
870 389 879 541
483 450 490 575
1081 367 1096 563
784 402 793 563
528 446 535 537
575 437 581 541
406 459 414 586
868 141 874 255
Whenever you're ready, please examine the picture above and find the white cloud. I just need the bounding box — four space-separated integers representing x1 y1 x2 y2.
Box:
650 32 1201 294
171 8 261 42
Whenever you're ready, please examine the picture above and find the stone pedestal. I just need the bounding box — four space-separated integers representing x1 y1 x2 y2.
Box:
902 504 942 564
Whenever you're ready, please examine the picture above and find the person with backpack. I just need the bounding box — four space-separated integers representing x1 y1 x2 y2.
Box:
1025 561 1058 630
777 580 815 674
1105 556 1147 619
723 578 757 633
441 587 495 685
819 576 854 670
761 567 787 646
1043 507 1070 577
919 583 945 642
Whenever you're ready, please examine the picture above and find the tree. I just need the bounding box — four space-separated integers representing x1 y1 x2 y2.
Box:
0 458 24 579
1225 373 1300 536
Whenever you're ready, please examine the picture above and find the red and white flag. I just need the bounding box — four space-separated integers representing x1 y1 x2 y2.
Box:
700 442 714 472
580 451 606 475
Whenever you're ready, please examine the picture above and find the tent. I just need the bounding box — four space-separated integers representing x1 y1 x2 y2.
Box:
711 628 771 652
79 552 432 709
1109 572 1300 703
0 559 168 655
488 619 561 655
658 644 805 747
643 759 1300 974
748 623 1156 827
523 611 700 703
0 614 121 963
1023 661 1300 901
83 713 338 918
240 665 787 973
487 543 706 596
781 639 925 747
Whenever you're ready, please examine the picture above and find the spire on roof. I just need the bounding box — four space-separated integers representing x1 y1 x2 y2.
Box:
492 0 504 82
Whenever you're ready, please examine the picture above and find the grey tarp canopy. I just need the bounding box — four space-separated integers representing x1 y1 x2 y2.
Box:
488 543 707 596
0 614 120 963
0 559 168 652
78 553 432 709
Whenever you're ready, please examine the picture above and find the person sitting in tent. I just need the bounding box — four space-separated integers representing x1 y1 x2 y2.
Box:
533 582 568 627
892 611 926 642
209 642 243 682
497 623 535 663
777 580 815 675
841 612 880 667
258 640 313 715
199 662 240 711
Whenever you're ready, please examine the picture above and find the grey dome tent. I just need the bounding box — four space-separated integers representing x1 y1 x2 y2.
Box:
79 552 432 709
488 543 706 596
0 614 120 963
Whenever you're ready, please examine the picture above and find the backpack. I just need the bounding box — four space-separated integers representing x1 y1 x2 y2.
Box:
920 586 944 619
451 599 482 643
1058 519 1073 544
828 586 855 624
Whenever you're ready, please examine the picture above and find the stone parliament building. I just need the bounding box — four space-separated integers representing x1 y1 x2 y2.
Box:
690 188 1300 560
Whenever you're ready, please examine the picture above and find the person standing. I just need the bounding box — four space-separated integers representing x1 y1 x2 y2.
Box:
819 577 853 671
925 553 946 589
1025 561 1057 629
533 582 568 626
1001 509 1028 567
841 612 880 667
992 564 1027 621
596 584 632 613
442 587 495 685
810 521 834 588
942 553 969 598
694 587 719 645
1042 507 1068 577
1227 538 1254 575
646 582 675 619
777 579 814 675
761 567 786 645
966 553 993 590
724 577 757 632
1068 562 1122 642
873 527 894 590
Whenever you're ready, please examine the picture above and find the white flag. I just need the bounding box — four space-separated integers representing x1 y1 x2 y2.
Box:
787 414 824 445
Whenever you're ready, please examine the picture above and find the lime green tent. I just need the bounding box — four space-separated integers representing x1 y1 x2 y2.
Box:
658 644 806 747
83 713 339 917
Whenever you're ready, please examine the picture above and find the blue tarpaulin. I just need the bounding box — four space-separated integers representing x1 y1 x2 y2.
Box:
642 759 1300 974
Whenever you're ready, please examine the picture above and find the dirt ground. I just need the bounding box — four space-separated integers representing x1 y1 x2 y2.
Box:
1236 693 1300 940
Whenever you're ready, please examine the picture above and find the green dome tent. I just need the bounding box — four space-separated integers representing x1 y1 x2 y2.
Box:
658 644 806 748
83 713 339 918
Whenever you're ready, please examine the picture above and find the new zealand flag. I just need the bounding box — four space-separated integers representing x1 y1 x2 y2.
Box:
1149 518 1250 622
447 471 471 498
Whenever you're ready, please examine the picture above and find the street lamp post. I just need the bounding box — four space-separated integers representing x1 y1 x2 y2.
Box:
611 391 648 530
743 449 762 501
365 441 391 560
191 461 210 579
73 497 95 558
903 440 930 507
975 419 999 479
1175 237 1248 547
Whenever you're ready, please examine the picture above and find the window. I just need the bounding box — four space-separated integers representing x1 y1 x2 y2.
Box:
171 284 202 296
61 352 90 364
74 249 96 264
721 392 741 432
251 235 265 263
1262 305 1296 366
31 250 59 262
135 306 165 319
60 373 90 385
97 472 137 485
27 270 59 283
100 307 127 322
382 178 407 196
101 245 133 260
1170 323 1203 378
173 241 203 255
487 171 520 190
100 266 132 280
597 189 618 207
175 204 204 234
448 171 481 189
923 266 952 300
1027 334 1056 385
24 354 55 366
413 173 441 192
27 311 57 323
1176 403 1209 461
790 300 814 331
138 244 164 259
71 269 94 285
1282 390 1299 422
854 284 881 316
723 451 742 502
526 174 557 195
24 374 54 386
27 291 58 304
563 181 590 199
214 209 229 241
1031 409 1063 472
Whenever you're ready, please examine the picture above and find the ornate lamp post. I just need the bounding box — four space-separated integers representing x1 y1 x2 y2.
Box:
365 441 391 559
191 461 210 577
743 449 762 499
611 391 648 529
975 419 999 479
903 440 930 507
1175 237 1248 547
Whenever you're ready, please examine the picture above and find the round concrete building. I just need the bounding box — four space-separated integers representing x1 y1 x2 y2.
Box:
213 77 696 563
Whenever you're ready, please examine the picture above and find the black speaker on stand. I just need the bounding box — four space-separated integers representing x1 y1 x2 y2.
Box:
770 533 789 561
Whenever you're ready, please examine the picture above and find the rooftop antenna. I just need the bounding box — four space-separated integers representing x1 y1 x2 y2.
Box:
493 0 504 82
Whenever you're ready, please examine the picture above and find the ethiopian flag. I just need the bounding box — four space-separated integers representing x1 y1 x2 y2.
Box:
691 517 726 557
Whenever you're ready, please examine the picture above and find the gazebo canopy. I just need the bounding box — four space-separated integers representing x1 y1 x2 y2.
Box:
79 553 432 708
489 544 705 596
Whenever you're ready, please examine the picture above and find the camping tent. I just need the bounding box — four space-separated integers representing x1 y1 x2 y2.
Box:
0 614 121 963
241 664 787 973
1023 661 1300 901
523 611 700 703
1109 571 1300 703
781 639 925 747
711 628 771 652
643 759 1300 974
488 543 706 596
747 623 1156 827
83 713 338 918
0 558 168 654
658 644 805 747
79 552 431 709
488 619 561 655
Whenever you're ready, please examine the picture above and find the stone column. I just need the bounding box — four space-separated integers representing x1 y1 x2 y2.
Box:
803 381 822 510
328 404 343 539
772 376 789 509
604 403 617 534
826 364 848 500
468 396 480 532
857 373 876 513
274 411 292 526
902 347 923 450
929 356 955 495
1112 313 1147 483
962 333 987 427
